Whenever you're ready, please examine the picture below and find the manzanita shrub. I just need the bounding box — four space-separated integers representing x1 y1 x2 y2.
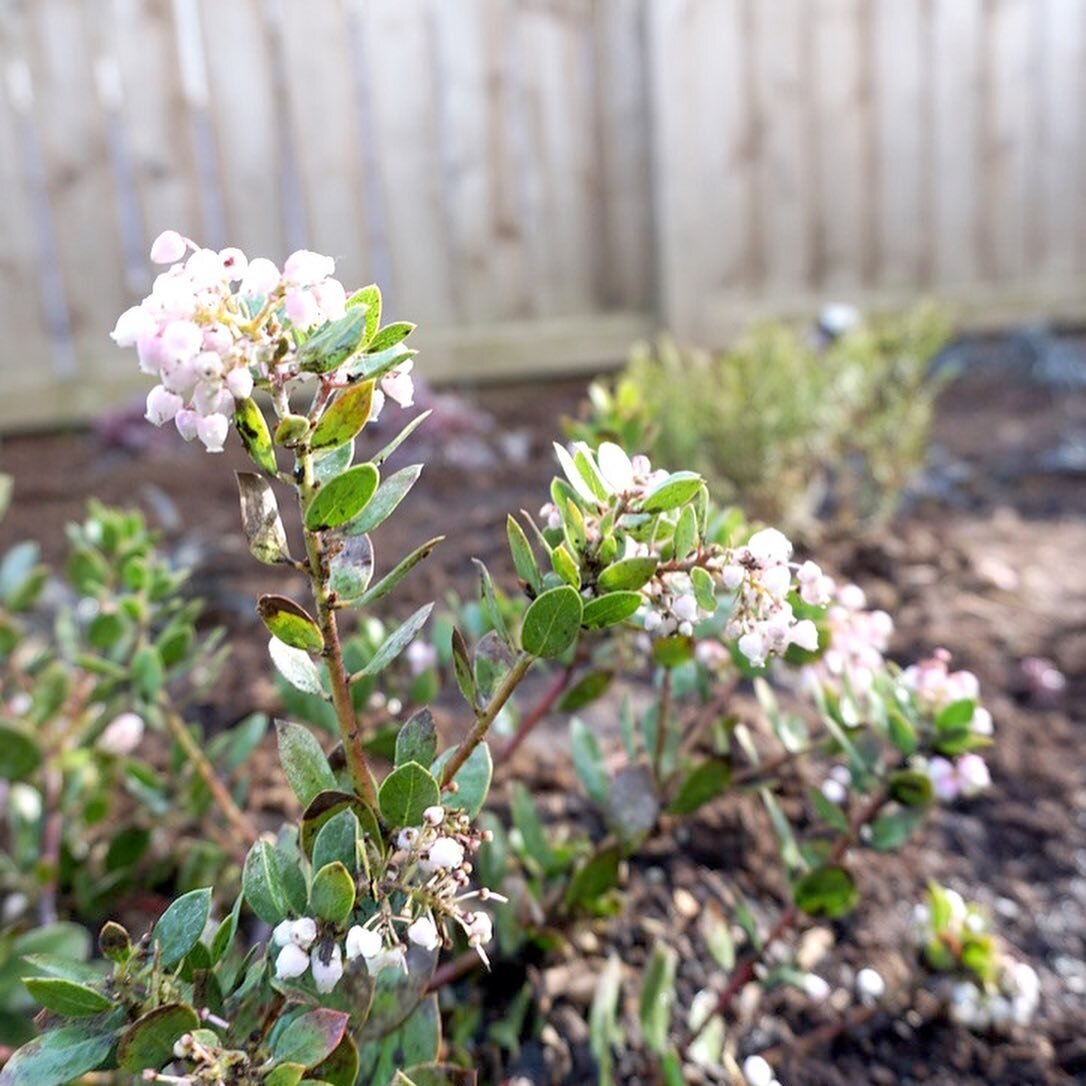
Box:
0 235 1010 1086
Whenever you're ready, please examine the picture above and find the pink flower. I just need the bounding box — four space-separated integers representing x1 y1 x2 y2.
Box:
218 247 248 280
284 249 336 286
240 257 280 297
380 363 415 408
149 229 188 264
145 385 183 426
174 409 199 442
111 305 156 347
196 413 229 453
162 320 203 363
285 289 322 330
226 367 254 400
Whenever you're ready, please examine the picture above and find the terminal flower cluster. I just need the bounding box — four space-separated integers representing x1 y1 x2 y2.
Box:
804 581 894 697
271 804 500 993
913 888 1040 1030
110 230 413 453
718 527 819 668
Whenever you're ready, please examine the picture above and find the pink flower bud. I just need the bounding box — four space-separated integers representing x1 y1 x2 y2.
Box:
149 229 188 264
407 916 440 952
240 257 280 297
162 320 203 363
175 409 199 442
196 412 229 453
274 943 309 980
746 527 792 565
380 364 414 408
285 289 321 330
111 305 157 347
313 278 347 322
97 712 144 755
790 619 819 652
145 384 183 426
218 247 248 280
284 248 336 286
226 366 254 400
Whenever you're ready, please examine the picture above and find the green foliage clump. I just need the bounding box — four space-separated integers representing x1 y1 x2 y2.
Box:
567 303 952 538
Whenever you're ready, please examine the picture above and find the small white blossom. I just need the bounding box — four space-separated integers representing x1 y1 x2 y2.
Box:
856 967 885 1005
742 1054 775 1086
310 942 343 993
426 836 465 870
345 925 383 962
407 915 441 952
96 712 144 756
274 943 309 981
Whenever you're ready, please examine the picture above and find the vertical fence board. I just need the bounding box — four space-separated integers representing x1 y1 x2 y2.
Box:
1030 0 1085 276
198 0 282 255
808 0 873 289
593 0 652 312
516 1 599 318
750 0 810 295
930 0 982 286
278 0 369 288
360 0 453 324
978 0 1032 280
25 0 129 377
873 0 925 286
108 0 200 262
0 22 47 385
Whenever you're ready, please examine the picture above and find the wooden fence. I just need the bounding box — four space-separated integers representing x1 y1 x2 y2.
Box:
0 0 1084 429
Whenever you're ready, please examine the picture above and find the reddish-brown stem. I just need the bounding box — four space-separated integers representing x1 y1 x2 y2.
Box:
684 787 889 1051
441 654 533 788
426 949 481 993
494 662 577 767
757 1003 880 1063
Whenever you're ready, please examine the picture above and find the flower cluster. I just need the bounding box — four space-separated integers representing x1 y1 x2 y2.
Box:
805 581 894 697
913 887 1040 1030
392 804 501 965
718 528 819 668
900 649 992 734
111 231 413 452
948 959 1041 1031
901 650 993 802
272 805 500 992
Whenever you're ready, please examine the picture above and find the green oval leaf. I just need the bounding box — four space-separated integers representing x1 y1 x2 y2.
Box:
242 840 290 925
888 769 935 808
328 534 374 604
309 861 356 923
118 1004 200 1072
396 708 438 768
269 636 326 695
311 381 375 451
312 809 360 874
431 741 492 819
305 464 380 531
666 759 732 815
0 720 42 780
341 464 421 536
277 720 338 807
378 762 440 828
274 1008 351 1067
355 603 434 679
581 591 642 630
0 1019 120 1086
521 585 583 659
234 397 278 475
640 471 703 512
22 978 114 1017
298 308 369 373
258 596 324 653
793 864 858 919
153 887 212 968
597 557 658 592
